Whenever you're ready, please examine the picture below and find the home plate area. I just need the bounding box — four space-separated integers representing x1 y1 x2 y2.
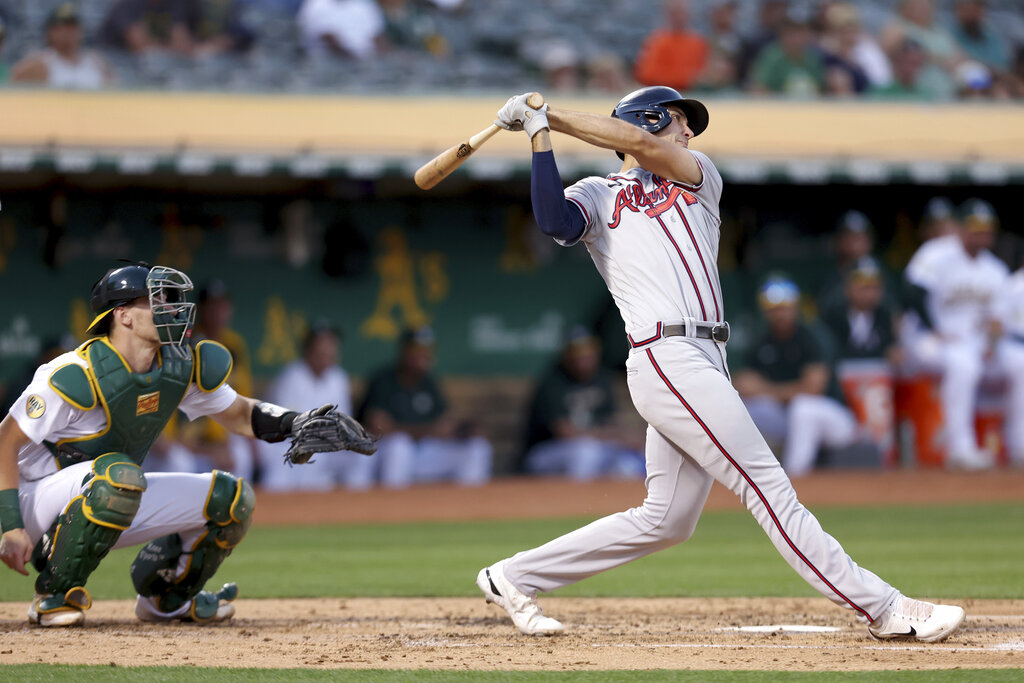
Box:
1 596 1022 671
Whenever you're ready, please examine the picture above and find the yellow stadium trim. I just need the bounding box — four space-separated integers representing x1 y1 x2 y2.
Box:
47 363 98 412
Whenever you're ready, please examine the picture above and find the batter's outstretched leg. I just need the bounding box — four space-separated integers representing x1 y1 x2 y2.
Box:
477 426 713 634
130 470 253 623
638 343 964 642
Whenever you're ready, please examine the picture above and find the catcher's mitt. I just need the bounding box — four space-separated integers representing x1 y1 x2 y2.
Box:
284 404 378 465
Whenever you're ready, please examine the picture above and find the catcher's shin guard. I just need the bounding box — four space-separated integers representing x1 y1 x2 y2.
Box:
130 470 254 614
35 454 146 597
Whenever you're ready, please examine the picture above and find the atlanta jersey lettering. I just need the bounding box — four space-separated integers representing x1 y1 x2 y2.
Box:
562 150 724 332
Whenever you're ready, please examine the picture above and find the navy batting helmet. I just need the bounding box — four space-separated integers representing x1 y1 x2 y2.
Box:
611 86 709 159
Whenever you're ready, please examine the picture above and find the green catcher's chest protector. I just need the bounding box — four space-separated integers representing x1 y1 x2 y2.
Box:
46 338 231 468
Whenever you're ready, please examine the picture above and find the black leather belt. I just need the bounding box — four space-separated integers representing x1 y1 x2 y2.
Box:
628 321 730 348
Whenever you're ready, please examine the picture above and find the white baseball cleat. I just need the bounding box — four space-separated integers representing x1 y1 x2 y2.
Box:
868 595 966 643
134 583 238 624
28 587 91 627
476 560 563 636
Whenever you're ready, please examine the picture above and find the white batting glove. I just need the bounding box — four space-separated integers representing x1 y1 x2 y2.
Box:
494 95 524 132
495 93 550 138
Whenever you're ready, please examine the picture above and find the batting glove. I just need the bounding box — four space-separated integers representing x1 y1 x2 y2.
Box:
495 93 550 138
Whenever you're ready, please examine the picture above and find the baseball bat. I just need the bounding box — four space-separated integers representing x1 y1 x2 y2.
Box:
414 92 545 190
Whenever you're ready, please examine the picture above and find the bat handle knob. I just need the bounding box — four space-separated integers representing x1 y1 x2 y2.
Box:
526 92 545 109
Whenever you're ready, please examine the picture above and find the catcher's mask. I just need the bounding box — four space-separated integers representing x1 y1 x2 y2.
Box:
87 263 196 355
611 85 709 160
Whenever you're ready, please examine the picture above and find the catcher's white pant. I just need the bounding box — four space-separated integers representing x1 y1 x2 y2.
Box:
503 336 898 624
20 461 214 551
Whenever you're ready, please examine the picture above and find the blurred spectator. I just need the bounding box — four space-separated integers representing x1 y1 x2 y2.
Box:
695 0 742 93
101 0 197 55
737 0 788 84
952 59 1008 99
901 199 1009 469
880 0 961 71
359 326 492 488
949 0 1009 73
538 41 579 92
256 322 374 491
634 0 709 92
157 280 256 479
520 327 643 481
819 2 892 95
191 0 255 55
11 3 113 89
297 0 384 59
379 0 448 57
734 277 859 476
868 38 953 100
748 9 825 97
992 254 1024 467
585 52 630 94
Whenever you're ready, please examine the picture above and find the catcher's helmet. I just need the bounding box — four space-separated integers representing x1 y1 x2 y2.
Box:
86 263 196 352
611 85 709 159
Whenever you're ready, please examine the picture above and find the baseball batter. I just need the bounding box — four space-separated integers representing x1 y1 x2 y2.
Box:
476 87 965 642
0 263 376 626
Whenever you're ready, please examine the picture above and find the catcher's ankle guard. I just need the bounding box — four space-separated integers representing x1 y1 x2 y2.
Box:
130 471 253 614
251 402 297 443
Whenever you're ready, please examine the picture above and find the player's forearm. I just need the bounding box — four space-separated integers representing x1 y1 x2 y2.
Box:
0 416 29 532
530 147 585 242
547 108 646 154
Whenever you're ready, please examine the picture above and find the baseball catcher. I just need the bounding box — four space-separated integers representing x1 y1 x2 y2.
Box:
0 262 376 626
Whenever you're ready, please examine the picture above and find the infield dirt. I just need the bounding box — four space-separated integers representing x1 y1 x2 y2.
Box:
1 470 1022 672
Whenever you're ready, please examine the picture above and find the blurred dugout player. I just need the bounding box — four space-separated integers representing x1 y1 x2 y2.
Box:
735 277 859 476
360 327 492 488
256 323 373 491
820 257 900 462
521 327 644 481
902 199 1008 469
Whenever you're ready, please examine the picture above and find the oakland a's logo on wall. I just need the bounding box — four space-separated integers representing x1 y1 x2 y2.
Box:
136 392 160 416
26 394 46 419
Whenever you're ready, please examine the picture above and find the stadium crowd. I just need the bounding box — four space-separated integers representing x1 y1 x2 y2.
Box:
0 0 1022 99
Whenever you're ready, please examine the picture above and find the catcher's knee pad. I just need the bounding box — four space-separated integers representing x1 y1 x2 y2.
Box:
130 471 254 613
35 454 146 595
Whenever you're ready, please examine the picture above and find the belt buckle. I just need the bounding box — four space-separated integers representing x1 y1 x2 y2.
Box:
711 322 730 343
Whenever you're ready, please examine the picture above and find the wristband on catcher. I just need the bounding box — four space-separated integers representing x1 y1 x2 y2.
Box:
251 402 298 443
0 488 24 533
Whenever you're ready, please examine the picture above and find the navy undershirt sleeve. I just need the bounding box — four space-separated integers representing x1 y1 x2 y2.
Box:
531 150 586 242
